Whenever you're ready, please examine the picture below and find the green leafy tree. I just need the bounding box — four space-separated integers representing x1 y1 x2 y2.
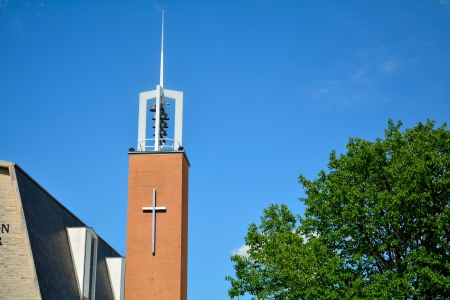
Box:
226 120 450 299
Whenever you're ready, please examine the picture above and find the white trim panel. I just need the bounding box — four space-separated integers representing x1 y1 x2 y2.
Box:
67 227 98 300
67 227 87 297
106 257 126 300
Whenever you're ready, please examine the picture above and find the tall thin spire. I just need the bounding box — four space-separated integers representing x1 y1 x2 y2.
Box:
137 10 184 152
160 11 164 88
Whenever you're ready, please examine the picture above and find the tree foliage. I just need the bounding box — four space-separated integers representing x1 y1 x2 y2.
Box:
226 120 450 299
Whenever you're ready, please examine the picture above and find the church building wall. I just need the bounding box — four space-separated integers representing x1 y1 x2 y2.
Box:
0 161 123 300
0 163 40 300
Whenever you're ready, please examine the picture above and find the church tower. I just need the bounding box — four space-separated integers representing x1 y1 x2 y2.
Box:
125 12 189 300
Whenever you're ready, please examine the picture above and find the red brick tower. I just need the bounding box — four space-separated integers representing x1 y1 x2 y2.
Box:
125 151 189 300
125 12 189 300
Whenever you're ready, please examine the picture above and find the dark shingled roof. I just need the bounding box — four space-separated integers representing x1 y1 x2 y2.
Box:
15 165 122 300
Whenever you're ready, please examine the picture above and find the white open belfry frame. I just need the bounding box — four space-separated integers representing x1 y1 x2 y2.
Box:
137 88 183 151
137 11 184 152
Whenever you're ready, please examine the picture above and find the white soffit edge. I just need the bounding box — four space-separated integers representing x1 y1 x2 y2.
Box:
67 227 87 296
106 257 126 300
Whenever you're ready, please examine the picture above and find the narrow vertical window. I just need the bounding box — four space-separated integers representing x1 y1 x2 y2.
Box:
88 237 95 298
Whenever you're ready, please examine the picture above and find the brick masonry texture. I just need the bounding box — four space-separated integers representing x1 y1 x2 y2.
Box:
125 152 189 300
0 165 40 300
0 161 123 300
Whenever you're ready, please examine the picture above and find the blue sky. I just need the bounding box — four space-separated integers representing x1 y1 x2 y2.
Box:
1 1 449 298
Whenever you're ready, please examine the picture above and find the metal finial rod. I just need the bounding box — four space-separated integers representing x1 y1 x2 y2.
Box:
160 11 164 88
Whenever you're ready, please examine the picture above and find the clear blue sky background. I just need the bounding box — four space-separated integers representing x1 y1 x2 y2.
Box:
1 1 449 299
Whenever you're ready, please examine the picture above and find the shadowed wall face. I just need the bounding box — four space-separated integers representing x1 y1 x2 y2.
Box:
125 152 189 300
